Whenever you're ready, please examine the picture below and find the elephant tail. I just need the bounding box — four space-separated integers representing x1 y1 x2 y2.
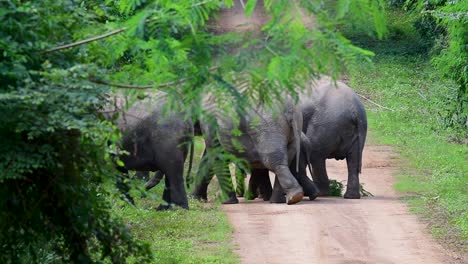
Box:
355 106 368 174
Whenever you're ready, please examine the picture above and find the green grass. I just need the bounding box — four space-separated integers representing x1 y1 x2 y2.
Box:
113 193 238 264
111 136 239 264
345 11 467 251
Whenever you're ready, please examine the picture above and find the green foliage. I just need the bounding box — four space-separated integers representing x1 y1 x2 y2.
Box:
328 180 372 197
347 37 467 249
328 180 344 197
193 142 250 200
84 0 388 114
429 1 467 138
387 0 467 140
359 183 374 197
114 196 239 264
0 1 150 262
1 0 389 261
245 0 258 17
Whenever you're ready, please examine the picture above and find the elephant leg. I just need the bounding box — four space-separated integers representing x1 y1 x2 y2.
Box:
270 175 286 203
344 146 361 199
163 159 189 209
155 177 174 211
255 169 272 201
273 165 303 204
191 178 210 201
158 179 172 210
292 156 319 200
311 159 330 196
145 170 164 190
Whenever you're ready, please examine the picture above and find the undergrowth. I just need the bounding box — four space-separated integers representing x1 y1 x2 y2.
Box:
113 187 239 264
111 137 239 264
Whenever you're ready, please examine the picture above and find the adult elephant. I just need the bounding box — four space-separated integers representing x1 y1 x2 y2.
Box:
115 95 194 209
192 93 312 205
299 77 368 198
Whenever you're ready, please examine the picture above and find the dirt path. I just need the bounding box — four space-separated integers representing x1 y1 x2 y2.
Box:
222 145 463 264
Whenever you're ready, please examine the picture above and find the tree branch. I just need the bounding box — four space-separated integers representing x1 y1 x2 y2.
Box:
89 78 187 89
89 66 219 89
238 0 246 10
356 93 394 111
44 1 210 53
44 16 163 53
44 28 127 53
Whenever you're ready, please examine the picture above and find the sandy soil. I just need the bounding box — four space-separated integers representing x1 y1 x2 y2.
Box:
222 145 465 264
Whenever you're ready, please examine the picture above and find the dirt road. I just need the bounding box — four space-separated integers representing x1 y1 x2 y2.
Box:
223 145 463 264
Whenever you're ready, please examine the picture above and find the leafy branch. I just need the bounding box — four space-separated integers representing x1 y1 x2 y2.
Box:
356 93 394 111
89 66 219 89
89 77 185 89
44 0 217 53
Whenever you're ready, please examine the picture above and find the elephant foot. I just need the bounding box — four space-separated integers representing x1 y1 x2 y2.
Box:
259 188 272 201
286 191 304 205
156 204 172 211
191 194 207 202
269 191 286 203
303 186 320 201
222 192 239 204
314 182 330 196
144 176 162 191
190 185 208 201
308 192 318 201
318 187 330 196
344 190 361 199
156 203 189 210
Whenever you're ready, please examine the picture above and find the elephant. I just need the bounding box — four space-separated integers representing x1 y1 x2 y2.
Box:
243 77 367 199
136 120 247 205
115 95 194 209
242 132 318 202
191 93 312 205
298 77 368 198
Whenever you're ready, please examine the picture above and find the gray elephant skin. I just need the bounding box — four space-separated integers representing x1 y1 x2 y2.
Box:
299 77 367 198
192 94 307 205
117 96 194 209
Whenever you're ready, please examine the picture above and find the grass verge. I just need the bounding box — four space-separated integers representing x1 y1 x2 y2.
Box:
112 136 239 263
113 193 239 264
344 10 467 252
